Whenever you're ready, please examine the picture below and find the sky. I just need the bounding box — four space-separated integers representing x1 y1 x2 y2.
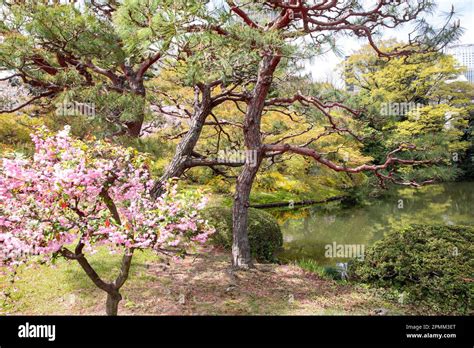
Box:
307 0 474 84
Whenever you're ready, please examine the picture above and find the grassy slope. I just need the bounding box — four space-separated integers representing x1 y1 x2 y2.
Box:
0 249 434 316
212 183 343 208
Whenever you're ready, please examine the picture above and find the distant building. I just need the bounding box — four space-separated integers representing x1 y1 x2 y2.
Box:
343 55 360 93
444 44 474 84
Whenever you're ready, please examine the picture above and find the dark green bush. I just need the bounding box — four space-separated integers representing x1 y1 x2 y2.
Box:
350 224 474 314
202 206 283 263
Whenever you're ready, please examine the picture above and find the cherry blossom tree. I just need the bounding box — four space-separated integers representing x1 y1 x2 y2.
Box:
0 126 214 315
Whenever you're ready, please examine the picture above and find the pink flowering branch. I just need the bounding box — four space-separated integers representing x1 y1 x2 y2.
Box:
0 126 214 315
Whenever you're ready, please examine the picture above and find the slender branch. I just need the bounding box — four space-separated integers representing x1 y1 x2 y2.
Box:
114 250 134 289
0 74 20 81
186 158 245 168
226 0 262 29
59 247 114 293
263 143 437 187
0 90 56 113
136 52 162 80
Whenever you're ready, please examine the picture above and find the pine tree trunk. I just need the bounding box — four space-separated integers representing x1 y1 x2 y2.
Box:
125 73 146 138
232 163 259 268
150 85 212 198
231 54 281 269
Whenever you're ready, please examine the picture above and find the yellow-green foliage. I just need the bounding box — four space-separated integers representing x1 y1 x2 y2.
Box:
0 113 44 155
345 40 465 107
393 104 469 152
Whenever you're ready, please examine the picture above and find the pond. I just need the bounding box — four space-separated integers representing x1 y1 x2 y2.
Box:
274 182 474 266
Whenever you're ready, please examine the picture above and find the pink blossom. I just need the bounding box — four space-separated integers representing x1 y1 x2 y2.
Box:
0 127 214 267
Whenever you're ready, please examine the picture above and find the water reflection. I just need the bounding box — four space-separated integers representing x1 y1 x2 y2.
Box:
275 182 474 266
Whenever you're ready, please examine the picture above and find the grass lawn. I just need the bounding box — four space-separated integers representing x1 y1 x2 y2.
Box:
0 248 435 316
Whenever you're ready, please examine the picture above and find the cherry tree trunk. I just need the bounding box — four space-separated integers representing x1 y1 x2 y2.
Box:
105 291 122 316
74 249 133 316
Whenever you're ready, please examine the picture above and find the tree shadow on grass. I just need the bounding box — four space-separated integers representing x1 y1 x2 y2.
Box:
115 251 395 315
56 249 423 315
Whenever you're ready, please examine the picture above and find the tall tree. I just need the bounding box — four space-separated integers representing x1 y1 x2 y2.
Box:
0 1 251 192
0 0 464 271
215 0 462 268
345 41 474 179
0 0 207 137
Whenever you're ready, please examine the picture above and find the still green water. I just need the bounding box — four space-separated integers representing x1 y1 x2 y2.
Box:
275 182 474 266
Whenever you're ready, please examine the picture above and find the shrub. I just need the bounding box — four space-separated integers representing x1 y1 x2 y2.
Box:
350 224 474 314
295 258 345 280
203 206 283 262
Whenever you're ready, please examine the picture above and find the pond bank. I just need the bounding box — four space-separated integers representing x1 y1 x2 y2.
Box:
274 182 474 266
250 195 347 209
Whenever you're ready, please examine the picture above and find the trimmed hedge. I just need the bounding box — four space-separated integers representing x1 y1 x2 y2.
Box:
350 224 474 314
203 206 283 263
